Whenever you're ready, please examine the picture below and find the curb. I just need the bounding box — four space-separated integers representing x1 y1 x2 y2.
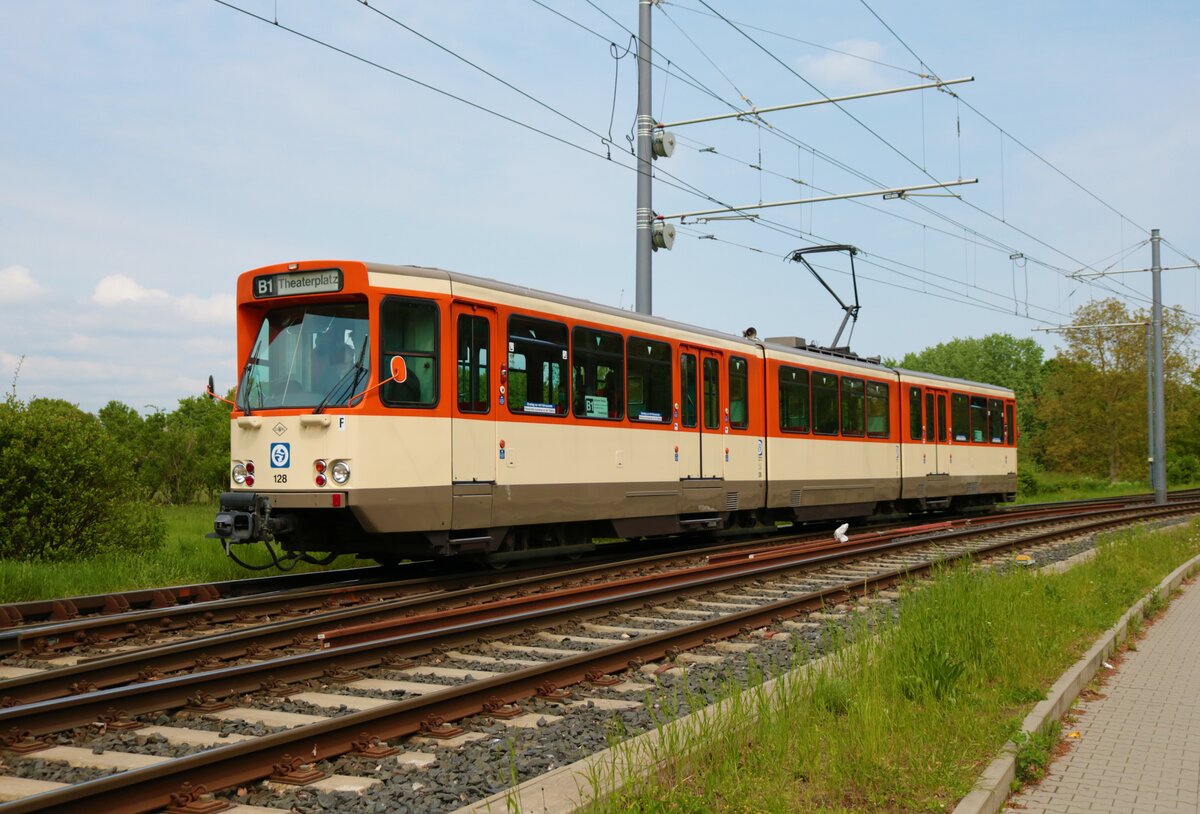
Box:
949 549 1200 814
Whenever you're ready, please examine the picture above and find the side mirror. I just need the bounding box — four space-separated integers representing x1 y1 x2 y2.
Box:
390 355 408 383
206 374 216 400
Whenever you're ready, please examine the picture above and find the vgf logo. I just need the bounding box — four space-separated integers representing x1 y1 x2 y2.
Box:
270 442 290 468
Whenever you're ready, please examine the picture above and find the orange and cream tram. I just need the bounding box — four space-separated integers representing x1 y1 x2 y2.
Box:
212 261 1017 565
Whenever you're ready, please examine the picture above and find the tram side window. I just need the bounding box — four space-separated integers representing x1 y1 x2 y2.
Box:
867 381 890 438
926 392 936 442
779 366 810 433
951 393 969 441
841 377 865 437
988 398 1004 443
456 314 489 413
572 326 624 420
1007 403 1016 446
729 356 749 430
508 315 568 416
812 371 839 435
680 353 698 428
381 298 438 406
970 396 988 442
627 337 672 423
909 387 923 440
702 357 720 430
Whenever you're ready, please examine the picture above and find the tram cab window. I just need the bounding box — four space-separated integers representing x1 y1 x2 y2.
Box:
988 398 1004 443
381 298 438 406
841 377 865 437
572 326 623 420
628 337 672 423
951 393 969 442
729 356 749 429
867 381 890 438
812 372 838 435
508 315 568 416
909 387 923 440
238 301 370 411
779 365 810 433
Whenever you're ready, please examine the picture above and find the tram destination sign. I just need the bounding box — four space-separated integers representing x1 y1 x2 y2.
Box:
253 269 343 299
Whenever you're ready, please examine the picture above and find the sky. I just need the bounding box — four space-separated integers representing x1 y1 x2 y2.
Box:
3 0 1198 412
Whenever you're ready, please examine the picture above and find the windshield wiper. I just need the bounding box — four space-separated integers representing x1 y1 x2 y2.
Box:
313 339 369 415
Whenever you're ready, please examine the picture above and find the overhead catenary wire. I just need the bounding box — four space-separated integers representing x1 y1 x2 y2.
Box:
220 0 1199 328
537 0 1145 310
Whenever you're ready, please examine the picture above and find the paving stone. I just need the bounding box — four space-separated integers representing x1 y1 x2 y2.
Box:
1008 575 1200 814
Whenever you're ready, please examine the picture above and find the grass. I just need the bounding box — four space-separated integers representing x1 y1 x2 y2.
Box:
1012 467 1200 504
0 504 359 602
591 522 1200 814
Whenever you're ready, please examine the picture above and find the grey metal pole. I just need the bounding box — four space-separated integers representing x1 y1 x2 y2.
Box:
634 0 653 315
1151 229 1167 504
1146 322 1155 492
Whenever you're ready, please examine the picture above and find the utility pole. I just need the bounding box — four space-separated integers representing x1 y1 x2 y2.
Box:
1151 228 1166 504
634 0 654 315
1146 322 1155 493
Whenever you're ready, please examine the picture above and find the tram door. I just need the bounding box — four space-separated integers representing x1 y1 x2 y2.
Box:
450 302 496 530
926 387 949 476
700 350 726 480
677 349 702 480
677 346 727 481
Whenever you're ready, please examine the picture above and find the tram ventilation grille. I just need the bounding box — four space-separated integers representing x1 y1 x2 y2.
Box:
790 490 803 508
726 492 739 511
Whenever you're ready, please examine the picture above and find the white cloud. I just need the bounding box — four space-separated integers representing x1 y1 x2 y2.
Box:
0 269 235 410
93 274 234 324
93 273 166 305
0 265 46 304
797 39 888 89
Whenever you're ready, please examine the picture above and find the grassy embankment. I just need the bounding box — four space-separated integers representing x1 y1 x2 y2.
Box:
591 522 1200 814
0 505 359 603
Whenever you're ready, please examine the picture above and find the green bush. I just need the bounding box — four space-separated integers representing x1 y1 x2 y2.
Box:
1166 454 1200 486
0 396 164 561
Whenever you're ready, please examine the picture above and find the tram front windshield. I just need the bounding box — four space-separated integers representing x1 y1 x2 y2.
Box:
237 302 370 411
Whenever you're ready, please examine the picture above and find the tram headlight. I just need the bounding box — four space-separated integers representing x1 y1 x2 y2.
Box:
232 462 248 485
331 460 351 485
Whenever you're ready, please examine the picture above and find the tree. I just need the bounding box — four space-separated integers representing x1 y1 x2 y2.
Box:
140 395 232 504
1036 299 1197 481
0 396 164 560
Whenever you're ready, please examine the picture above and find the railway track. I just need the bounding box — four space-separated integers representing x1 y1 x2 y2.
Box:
0 497 1194 813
